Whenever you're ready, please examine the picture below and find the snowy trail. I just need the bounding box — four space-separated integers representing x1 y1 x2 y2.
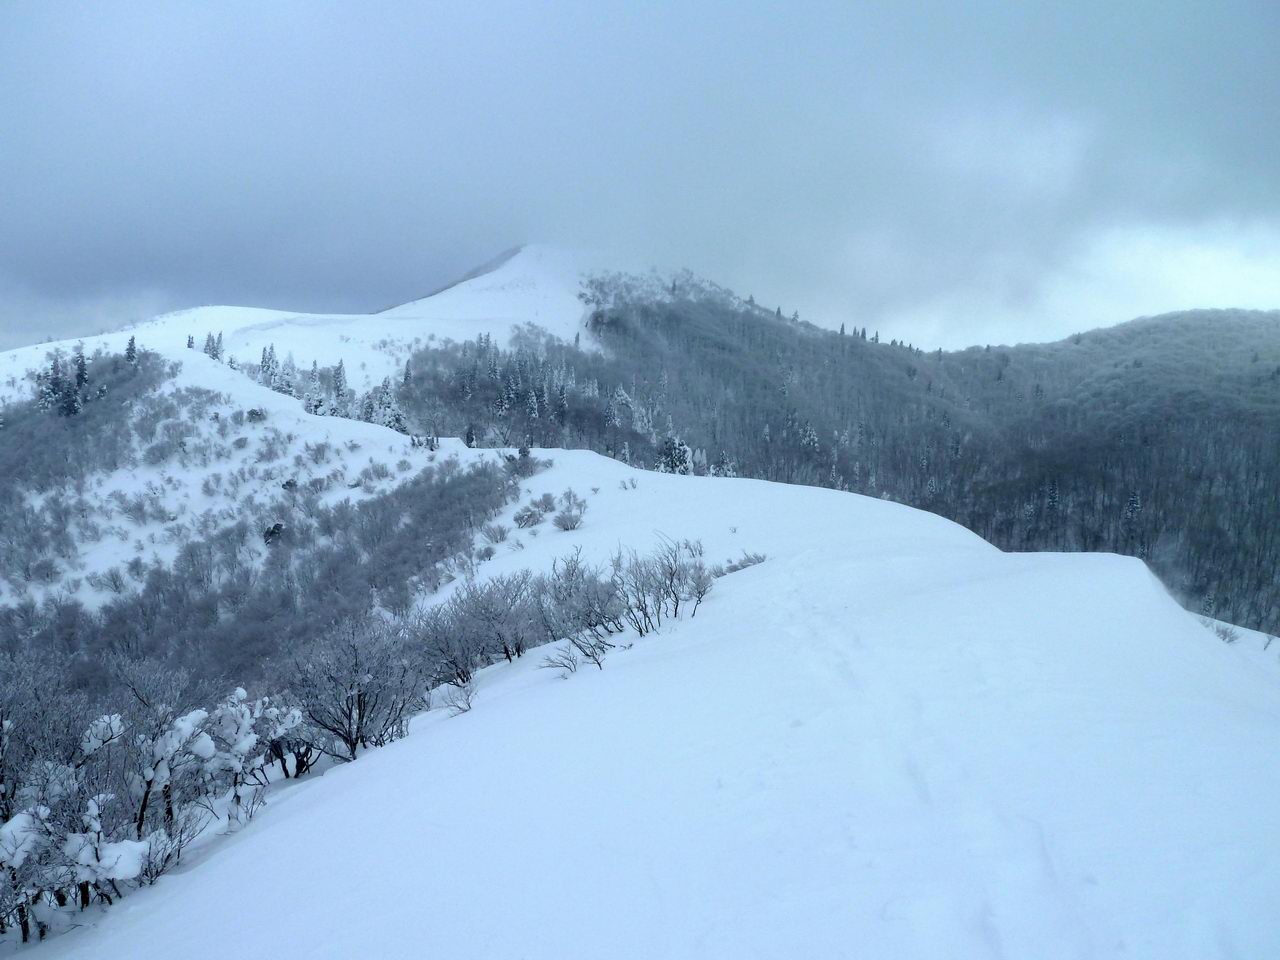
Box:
34 453 1280 959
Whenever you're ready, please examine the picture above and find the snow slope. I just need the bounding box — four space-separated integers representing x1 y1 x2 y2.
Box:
35 451 1280 959
0 348 443 607
0 244 611 604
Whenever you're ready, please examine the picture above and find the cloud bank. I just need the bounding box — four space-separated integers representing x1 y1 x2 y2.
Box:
1 0 1277 349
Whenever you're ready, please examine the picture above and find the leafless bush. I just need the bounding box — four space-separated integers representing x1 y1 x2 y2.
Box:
136 806 211 885
513 504 542 528
552 488 589 530
304 441 332 464
1214 623 1240 644
87 566 128 594
481 522 510 544
539 644 579 678
609 538 716 634
713 550 767 576
442 679 475 716
287 617 429 762
568 632 612 670
552 507 585 531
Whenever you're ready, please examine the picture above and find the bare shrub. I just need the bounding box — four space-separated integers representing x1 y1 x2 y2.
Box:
552 490 588 531
713 550 767 576
552 507 584 531
539 644 579 678
481 522 510 544
1214 623 1240 644
442 680 475 716
513 505 542 528
568 632 612 670
287 617 429 762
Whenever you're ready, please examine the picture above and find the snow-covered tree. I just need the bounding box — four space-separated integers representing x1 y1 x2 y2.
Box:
259 345 279 388
302 362 328 415
331 359 351 417
655 434 692 475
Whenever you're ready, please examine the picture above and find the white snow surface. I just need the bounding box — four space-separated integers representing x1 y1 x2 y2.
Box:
34 451 1280 959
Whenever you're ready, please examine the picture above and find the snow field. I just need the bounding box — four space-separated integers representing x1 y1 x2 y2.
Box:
34 449 1280 959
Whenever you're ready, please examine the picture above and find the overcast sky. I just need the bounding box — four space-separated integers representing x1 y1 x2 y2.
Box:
2 1 1277 350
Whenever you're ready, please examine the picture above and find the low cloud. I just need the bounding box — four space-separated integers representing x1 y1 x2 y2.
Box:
1 2 1276 349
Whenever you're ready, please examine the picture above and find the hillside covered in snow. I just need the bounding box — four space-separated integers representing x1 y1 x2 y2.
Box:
18 449 1280 959
1 245 1278 958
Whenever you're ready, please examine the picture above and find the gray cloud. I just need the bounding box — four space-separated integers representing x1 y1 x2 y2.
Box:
1 0 1277 350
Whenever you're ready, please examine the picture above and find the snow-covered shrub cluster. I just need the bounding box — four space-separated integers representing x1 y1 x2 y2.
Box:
0 345 438 613
0 534 747 945
415 538 719 688
550 488 588 530
286 618 428 763
0 452 523 686
0 657 298 944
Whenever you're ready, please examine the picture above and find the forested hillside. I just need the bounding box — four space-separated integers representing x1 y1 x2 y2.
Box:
390 289 1279 634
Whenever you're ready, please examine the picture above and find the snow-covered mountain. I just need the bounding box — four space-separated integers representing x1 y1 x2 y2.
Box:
2 247 1279 957
27 449 1280 959
1 245 600 400
0 245 611 609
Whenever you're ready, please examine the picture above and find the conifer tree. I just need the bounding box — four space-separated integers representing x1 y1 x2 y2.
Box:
655 434 692 474
331 360 350 416
74 348 89 393
259 345 278 387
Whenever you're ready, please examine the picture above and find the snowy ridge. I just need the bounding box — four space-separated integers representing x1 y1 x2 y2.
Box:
0 245 598 401
33 449 1280 959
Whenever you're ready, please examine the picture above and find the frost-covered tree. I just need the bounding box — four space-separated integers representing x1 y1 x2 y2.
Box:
655 434 692 475
364 378 407 433
331 359 351 417
259 345 278 388
203 689 299 826
302 362 328 416
287 618 428 763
